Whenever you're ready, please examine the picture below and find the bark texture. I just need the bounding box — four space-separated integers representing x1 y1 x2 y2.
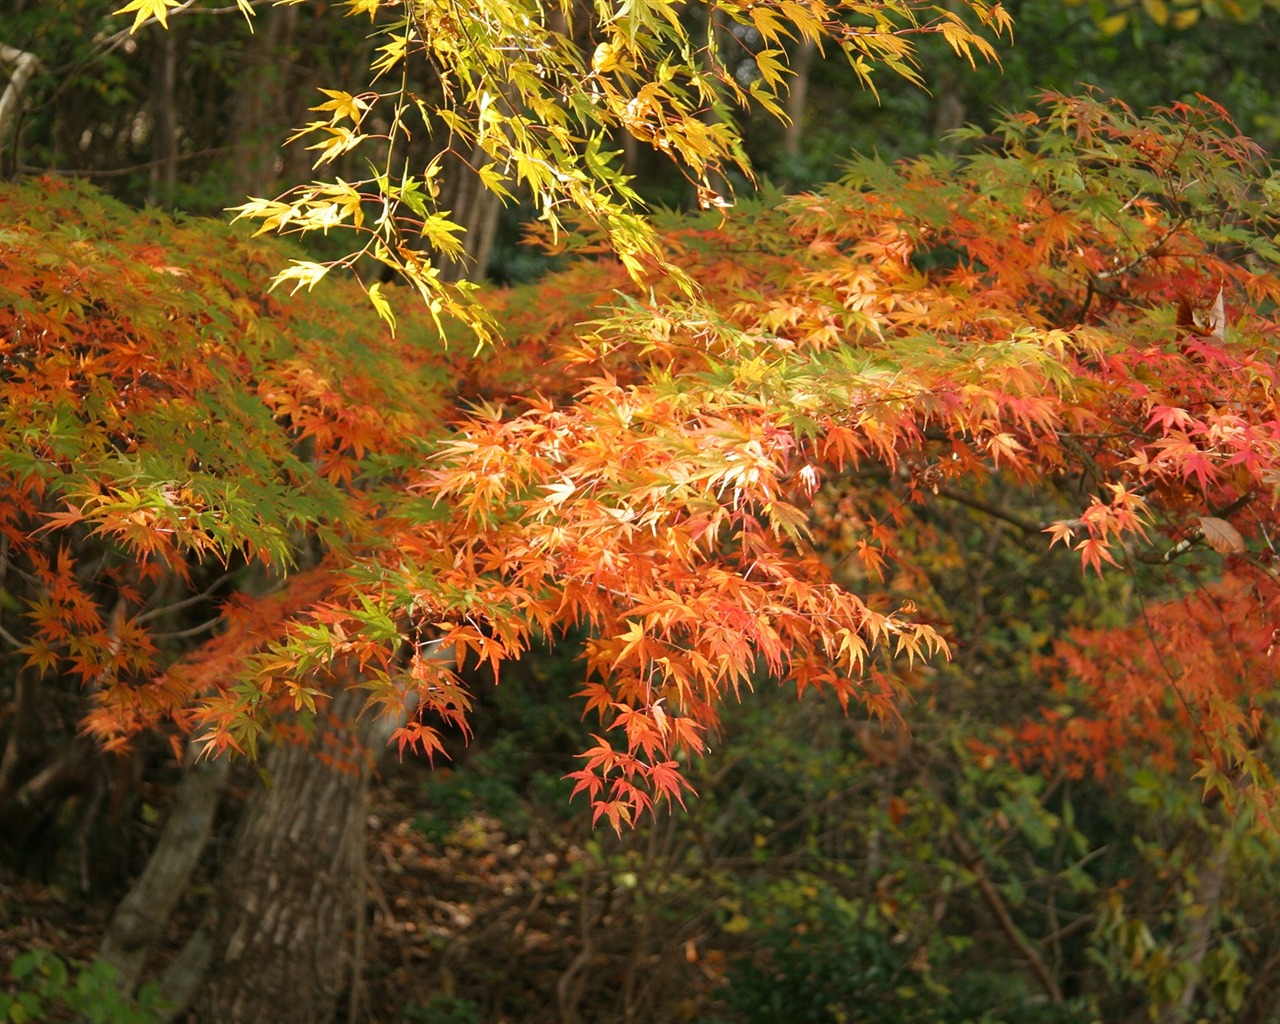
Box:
227 5 299 200
1157 827 1232 1024
782 36 816 161
431 145 502 282
195 687 371 1024
148 29 179 204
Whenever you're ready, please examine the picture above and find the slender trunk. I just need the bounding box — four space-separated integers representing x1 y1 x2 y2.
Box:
0 669 41 801
228 6 298 199
952 830 1064 1005
556 862 603 1024
782 36 816 161
432 143 502 283
934 77 966 153
620 129 639 180
933 2 966 152
148 29 179 205
698 8 731 204
0 43 43 167
0 730 96 866
1156 828 1232 1024
97 744 231 993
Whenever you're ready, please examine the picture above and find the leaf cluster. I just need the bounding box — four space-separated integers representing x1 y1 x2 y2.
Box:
0 175 448 754
356 91 1280 823
177 0 1011 330
9 88 1280 829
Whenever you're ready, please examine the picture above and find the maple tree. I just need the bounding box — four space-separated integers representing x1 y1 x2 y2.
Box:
16 87 1276 822
0 174 466 1023
0 171 447 759
8 89 1280 831
3 4 1021 1020
359 90 1278 825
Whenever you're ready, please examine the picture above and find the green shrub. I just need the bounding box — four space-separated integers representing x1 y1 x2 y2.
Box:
403 994 480 1024
0 950 168 1024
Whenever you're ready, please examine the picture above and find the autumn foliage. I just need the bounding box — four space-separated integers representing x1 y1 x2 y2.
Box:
396 91 1280 825
0 178 451 757
5 92 1280 829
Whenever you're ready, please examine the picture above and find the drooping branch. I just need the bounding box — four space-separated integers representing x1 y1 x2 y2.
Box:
936 485 1047 537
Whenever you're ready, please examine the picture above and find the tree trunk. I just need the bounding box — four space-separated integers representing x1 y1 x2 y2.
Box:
148 28 179 205
0 668 43 803
782 36 816 162
193 685 372 1024
432 143 503 283
933 2 967 154
1156 827 1232 1024
0 43 43 167
227 6 298 200
97 743 231 993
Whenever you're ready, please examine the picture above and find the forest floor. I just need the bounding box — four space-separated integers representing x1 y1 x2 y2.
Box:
1 756 726 1024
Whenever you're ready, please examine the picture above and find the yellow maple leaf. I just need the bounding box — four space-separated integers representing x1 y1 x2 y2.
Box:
113 0 180 33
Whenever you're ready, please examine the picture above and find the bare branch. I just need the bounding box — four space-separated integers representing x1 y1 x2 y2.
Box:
936 486 1047 536
952 830 1064 1005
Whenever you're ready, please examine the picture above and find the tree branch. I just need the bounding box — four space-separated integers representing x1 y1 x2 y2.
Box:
952 830 1064 1004
0 43 44 150
98 744 231 994
936 486 1047 536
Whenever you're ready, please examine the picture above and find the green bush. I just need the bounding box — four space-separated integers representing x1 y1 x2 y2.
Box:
708 882 951 1024
703 876 1090 1024
0 950 168 1024
403 994 481 1024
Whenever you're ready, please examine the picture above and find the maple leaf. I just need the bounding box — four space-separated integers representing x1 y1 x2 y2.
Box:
114 0 180 32
1075 537 1120 576
1199 515 1246 554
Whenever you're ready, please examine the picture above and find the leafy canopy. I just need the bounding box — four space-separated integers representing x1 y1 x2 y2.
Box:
117 0 1010 335
14 93 1277 825
0 176 451 755
70 0 1280 829
362 92 1280 826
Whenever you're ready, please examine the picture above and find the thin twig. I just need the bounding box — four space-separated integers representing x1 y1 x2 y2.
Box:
936 486 1046 536
136 573 234 625
19 145 235 179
